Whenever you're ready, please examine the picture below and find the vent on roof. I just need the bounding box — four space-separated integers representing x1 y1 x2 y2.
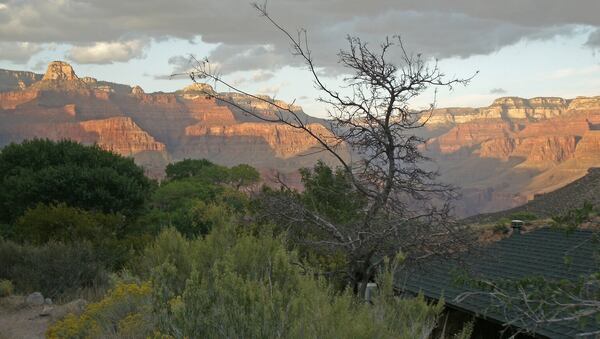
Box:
511 220 524 235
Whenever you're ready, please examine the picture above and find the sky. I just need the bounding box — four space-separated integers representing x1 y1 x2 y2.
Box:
0 0 599 118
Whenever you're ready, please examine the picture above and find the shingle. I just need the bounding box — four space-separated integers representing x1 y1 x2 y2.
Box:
398 228 599 338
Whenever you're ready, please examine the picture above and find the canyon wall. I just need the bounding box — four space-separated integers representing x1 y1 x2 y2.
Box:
0 61 341 178
2 61 600 216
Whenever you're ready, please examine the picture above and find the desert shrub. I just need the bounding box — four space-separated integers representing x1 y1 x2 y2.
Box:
132 228 195 295
510 211 538 221
145 225 443 339
47 282 153 339
492 218 511 234
492 223 510 234
0 239 108 297
0 279 13 297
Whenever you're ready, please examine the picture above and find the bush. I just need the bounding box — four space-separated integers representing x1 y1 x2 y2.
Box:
510 211 538 221
12 203 125 245
0 239 108 298
47 282 153 339
0 279 13 297
143 225 444 338
0 139 154 224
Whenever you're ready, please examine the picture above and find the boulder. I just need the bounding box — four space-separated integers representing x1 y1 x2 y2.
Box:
25 292 44 306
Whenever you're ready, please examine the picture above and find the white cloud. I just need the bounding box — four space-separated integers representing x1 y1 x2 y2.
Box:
67 40 148 64
0 4 8 11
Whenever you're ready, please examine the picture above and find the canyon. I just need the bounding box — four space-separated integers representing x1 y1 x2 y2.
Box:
425 96 600 216
1 61 600 216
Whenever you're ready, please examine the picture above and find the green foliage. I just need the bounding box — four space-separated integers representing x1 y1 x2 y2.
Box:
452 320 474 339
0 139 154 224
12 203 124 245
510 211 538 221
552 201 596 231
165 158 222 181
133 228 195 295
47 282 153 339
146 161 253 237
300 161 366 224
229 163 260 189
165 159 260 189
139 225 443 338
493 218 511 234
0 239 108 297
0 279 13 297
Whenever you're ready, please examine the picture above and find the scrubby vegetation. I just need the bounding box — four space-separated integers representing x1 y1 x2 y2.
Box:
0 139 474 338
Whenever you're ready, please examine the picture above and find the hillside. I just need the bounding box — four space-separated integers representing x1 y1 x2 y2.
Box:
464 167 600 223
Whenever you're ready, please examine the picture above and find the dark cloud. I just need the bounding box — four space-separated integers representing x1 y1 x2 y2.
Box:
0 42 42 63
489 88 507 95
151 55 195 80
585 28 600 48
0 0 599 68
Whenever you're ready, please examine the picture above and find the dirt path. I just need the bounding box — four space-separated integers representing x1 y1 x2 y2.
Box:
0 296 86 339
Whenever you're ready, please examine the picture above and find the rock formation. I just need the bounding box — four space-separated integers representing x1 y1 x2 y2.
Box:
42 61 79 81
1 61 600 216
0 61 340 179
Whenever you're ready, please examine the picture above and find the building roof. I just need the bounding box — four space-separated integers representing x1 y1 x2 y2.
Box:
398 228 599 338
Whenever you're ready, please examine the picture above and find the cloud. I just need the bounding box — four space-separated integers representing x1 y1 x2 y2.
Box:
585 28 600 48
0 42 42 63
489 88 507 95
151 55 196 80
230 70 276 86
67 40 148 64
1 1 600 72
251 71 275 82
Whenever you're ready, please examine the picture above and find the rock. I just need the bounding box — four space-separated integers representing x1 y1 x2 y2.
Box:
183 83 215 95
44 298 52 305
42 61 79 81
25 292 44 306
39 305 53 316
81 76 98 85
131 85 145 95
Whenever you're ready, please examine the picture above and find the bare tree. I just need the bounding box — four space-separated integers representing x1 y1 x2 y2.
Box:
456 274 600 338
183 2 476 296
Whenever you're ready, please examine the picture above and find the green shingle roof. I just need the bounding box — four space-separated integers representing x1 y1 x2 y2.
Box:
397 228 599 338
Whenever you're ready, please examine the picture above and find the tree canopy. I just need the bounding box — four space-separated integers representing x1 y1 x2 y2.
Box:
0 139 154 223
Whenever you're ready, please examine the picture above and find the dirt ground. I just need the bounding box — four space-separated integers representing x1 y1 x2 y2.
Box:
0 296 86 339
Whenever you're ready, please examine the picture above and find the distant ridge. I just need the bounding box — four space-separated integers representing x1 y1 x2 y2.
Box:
464 167 600 223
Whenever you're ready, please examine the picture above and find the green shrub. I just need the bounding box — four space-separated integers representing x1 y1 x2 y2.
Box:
0 279 13 297
13 203 124 245
0 139 154 224
552 201 596 231
0 239 108 298
510 211 538 221
144 225 443 338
